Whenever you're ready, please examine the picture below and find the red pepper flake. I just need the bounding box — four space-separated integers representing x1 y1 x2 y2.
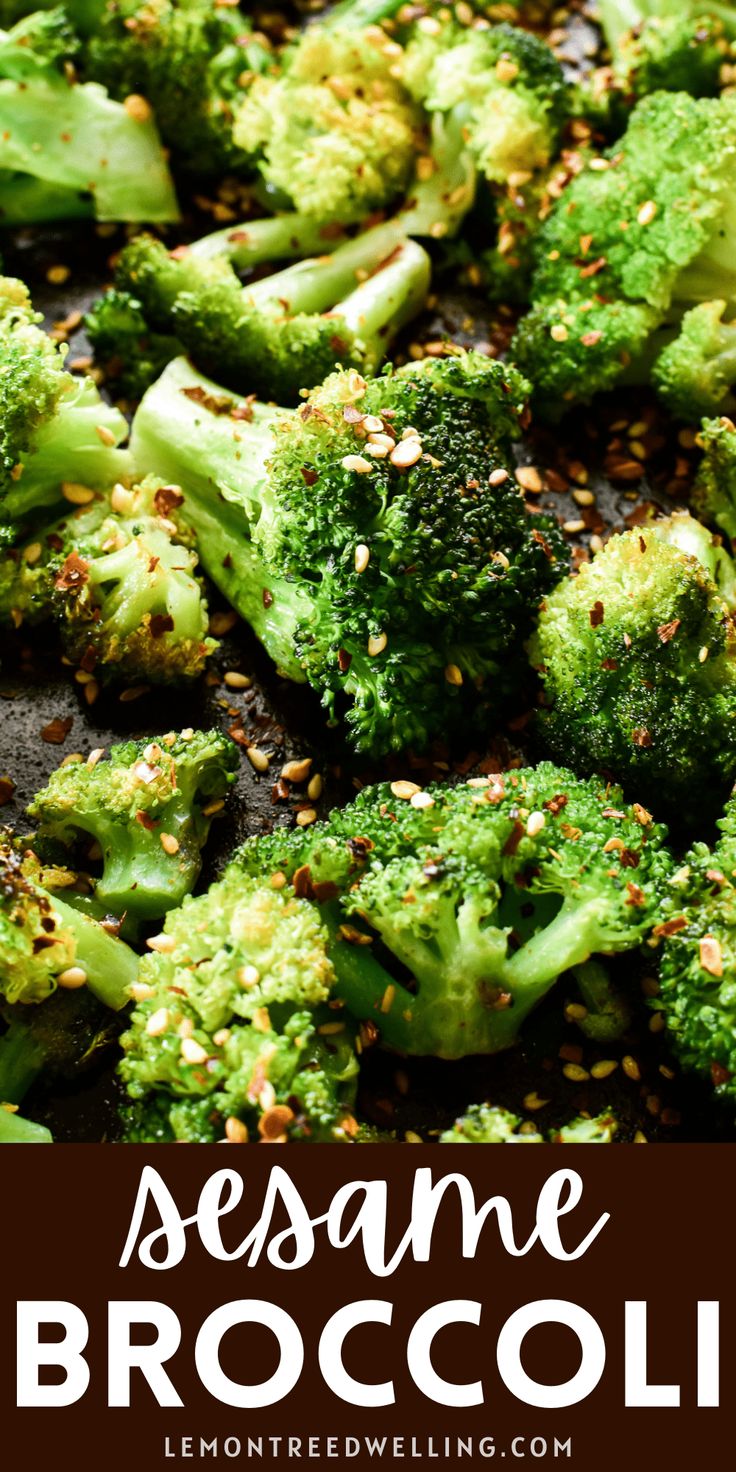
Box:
711 1060 731 1087
619 848 640 868
699 935 723 977
502 819 525 856
272 778 290 803
313 880 341 903
544 793 568 815
227 724 250 748
55 552 89 592
338 648 352 673
579 256 607 278
0 776 15 805
180 385 234 415
135 811 158 831
581 330 603 347
343 405 364 424
231 398 255 423
300 467 318 486
40 716 73 745
657 619 681 644
653 916 687 938
79 644 98 674
632 728 653 748
625 882 646 907
602 808 626 819
601 657 618 671
153 485 185 517
531 528 555 559
292 864 313 899
330 335 348 355
589 601 604 627
623 632 632 650
150 613 174 639
262 589 274 609
169 244 191 260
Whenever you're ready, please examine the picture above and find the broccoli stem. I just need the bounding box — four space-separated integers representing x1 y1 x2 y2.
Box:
398 113 476 240
0 170 93 225
674 193 736 303
6 378 133 520
0 1020 45 1105
336 239 432 371
0 1108 52 1143
189 213 353 266
570 959 632 1042
50 893 137 1010
502 898 617 993
245 220 409 316
129 358 311 678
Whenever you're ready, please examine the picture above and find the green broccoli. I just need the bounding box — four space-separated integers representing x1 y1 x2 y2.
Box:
652 787 736 1102
511 92 736 416
118 871 360 1143
0 7 179 224
130 351 567 756
692 413 736 542
0 276 132 525
611 14 732 100
28 728 238 922
0 1107 52 1143
234 764 672 1060
653 301 736 419
438 1104 619 1143
0 837 138 1010
598 2 736 53
0 478 216 683
84 290 182 402
530 517 736 822
115 220 431 403
80 0 272 180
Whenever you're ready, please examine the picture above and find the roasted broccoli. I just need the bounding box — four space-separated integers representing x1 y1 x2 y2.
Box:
28 729 238 922
652 786 736 1102
130 351 567 755
598 2 736 53
235 765 672 1059
0 6 179 224
0 837 138 1009
692 413 736 541
654 301 736 419
0 478 216 683
439 1104 619 1143
0 276 132 524
84 290 182 402
118 871 360 1143
115 220 431 403
511 92 736 416
530 516 736 822
0 1107 52 1142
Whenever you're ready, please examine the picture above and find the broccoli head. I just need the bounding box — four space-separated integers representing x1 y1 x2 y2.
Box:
438 1104 619 1143
234 764 672 1059
130 351 568 755
0 837 138 1010
0 478 216 683
653 787 736 1103
0 276 132 524
511 91 736 416
115 220 431 404
84 289 182 402
530 517 736 823
598 2 736 54
653 300 736 420
28 728 238 922
692 413 736 542
0 6 179 224
119 871 360 1143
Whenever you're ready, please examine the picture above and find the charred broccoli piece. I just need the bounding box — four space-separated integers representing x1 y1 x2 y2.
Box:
130 351 567 756
0 6 178 224
0 275 132 524
118 871 360 1143
530 516 736 823
28 728 238 922
0 478 216 683
234 764 672 1060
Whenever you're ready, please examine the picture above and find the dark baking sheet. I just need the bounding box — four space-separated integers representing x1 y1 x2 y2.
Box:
0 204 729 1144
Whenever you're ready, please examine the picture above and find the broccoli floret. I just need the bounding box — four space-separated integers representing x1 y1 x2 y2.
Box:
84 289 181 401
130 351 567 755
80 0 272 180
400 21 569 189
438 1104 619 1143
0 1106 52 1142
28 728 238 922
652 788 736 1101
118 871 360 1143
613 14 732 100
234 764 672 1059
232 12 420 223
116 220 431 403
0 7 179 223
0 478 216 682
653 301 736 419
0 276 133 524
692 413 736 542
530 517 736 822
598 2 736 53
0 837 138 1010
512 92 736 416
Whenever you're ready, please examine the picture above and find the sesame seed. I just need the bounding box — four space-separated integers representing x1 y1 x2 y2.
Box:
23 542 42 565
365 441 389 458
281 758 312 783
572 488 595 506
160 832 180 855
550 323 568 342
225 1117 249 1143
57 966 87 989
390 438 423 469
95 424 117 447
296 807 317 827
239 964 260 988
130 982 156 1003
124 93 153 122
147 933 177 954
368 632 387 656
247 748 269 773
342 454 373 474
562 1063 590 1082
649 1012 666 1034
410 791 434 810
307 773 323 801
62 482 95 506
110 483 134 515
83 680 100 707
390 780 421 800
526 811 545 837
224 671 251 689
622 1054 641 1081
146 1007 170 1036
380 984 396 1013
209 609 239 636
563 519 585 534
516 466 543 493
591 1059 618 1080
86 748 105 769
637 200 657 226
355 544 370 573
523 1091 549 1111
489 468 509 485
444 663 463 686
